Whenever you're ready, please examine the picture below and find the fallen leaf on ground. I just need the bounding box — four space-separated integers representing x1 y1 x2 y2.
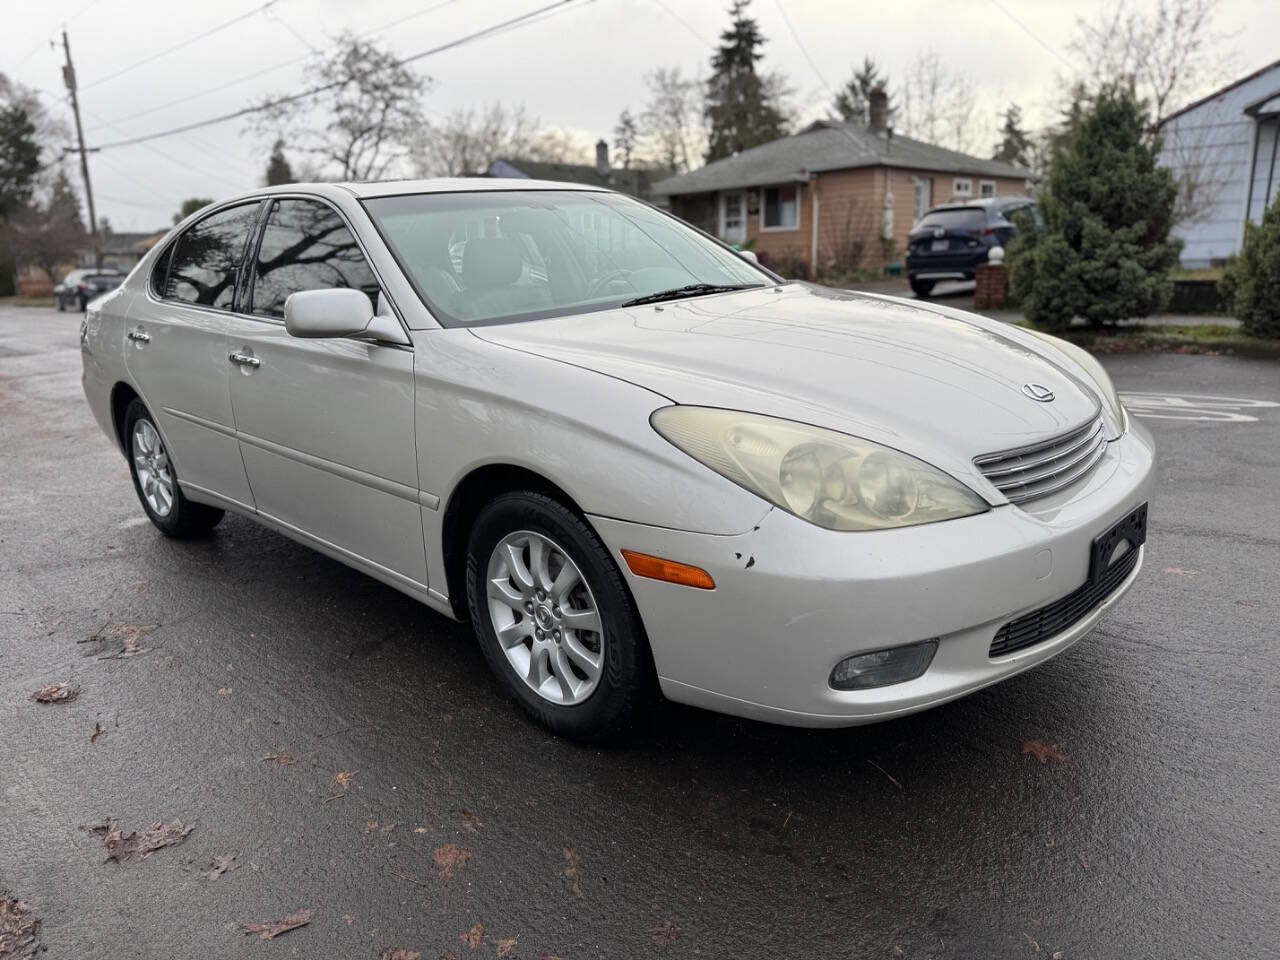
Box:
496 936 519 957
342 914 355 926
1022 739 1066 764
649 915 683 950
202 853 237 880
92 623 156 659
217 687 232 696
461 809 482 833
413 826 429 835
262 751 298 768
90 722 106 744
379 949 420 960
95 818 195 861
0 896 41 956
31 682 78 703
334 771 356 789
563 847 583 897
540 955 566 960
1163 566 1200 578
1025 932 1041 951
434 844 472 880
459 923 484 948
241 908 313 940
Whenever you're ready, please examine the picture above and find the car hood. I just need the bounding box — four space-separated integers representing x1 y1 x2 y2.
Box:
470 284 1102 490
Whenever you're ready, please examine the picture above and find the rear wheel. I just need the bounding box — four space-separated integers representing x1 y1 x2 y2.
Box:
123 399 223 538
465 491 651 741
909 278 935 298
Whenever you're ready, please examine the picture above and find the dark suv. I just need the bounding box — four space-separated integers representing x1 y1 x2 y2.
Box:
55 268 124 312
905 197 1039 298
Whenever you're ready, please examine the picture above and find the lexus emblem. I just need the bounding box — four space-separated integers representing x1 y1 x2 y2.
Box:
1022 382 1055 402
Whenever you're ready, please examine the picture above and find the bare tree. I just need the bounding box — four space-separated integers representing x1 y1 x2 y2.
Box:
1162 116 1236 225
613 109 641 171
896 52 982 153
1068 0 1234 124
639 67 705 173
249 34 428 181
412 102 586 178
817 195 874 276
2 169 85 283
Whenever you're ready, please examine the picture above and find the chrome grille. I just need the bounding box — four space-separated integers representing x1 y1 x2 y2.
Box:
975 415 1108 504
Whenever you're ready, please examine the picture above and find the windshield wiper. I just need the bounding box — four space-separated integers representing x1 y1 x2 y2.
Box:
621 283 764 307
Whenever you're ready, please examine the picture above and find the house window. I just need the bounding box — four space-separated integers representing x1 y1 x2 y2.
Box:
953 178 973 198
979 180 996 198
762 185 799 229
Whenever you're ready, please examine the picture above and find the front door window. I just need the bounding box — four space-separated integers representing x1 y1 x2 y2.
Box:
721 191 746 246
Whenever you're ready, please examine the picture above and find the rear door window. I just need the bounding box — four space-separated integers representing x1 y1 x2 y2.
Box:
915 208 987 232
164 203 259 309
249 199 380 318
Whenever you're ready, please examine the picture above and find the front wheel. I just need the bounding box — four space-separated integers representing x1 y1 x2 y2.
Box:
465 491 652 741
909 278 935 298
123 398 224 538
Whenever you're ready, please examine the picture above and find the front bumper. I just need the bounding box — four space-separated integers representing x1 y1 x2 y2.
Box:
590 421 1156 727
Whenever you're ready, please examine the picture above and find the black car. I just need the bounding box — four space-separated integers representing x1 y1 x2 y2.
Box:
905 197 1039 298
55 268 124 311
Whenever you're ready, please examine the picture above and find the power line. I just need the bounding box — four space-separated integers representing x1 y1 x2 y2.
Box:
772 0 838 101
648 0 709 47
82 0 280 90
986 0 1076 72
83 0 467 132
85 0 587 152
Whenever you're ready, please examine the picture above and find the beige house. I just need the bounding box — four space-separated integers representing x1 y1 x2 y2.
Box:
651 105 1030 277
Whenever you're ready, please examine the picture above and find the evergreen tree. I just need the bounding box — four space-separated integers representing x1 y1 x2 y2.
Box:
832 57 889 125
173 197 214 225
1009 88 1180 329
1219 194 1280 338
613 109 640 170
992 103 1032 167
703 0 788 161
265 138 294 185
0 105 42 219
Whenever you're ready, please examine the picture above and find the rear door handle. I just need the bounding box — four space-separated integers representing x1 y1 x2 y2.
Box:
228 351 261 368
127 329 150 343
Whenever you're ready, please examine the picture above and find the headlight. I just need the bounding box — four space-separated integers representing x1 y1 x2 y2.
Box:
651 407 988 531
1024 329 1126 433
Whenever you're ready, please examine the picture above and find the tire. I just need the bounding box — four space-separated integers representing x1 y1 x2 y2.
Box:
465 491 652 742
909 278 935 298
123 398 224 538
56 296 66 312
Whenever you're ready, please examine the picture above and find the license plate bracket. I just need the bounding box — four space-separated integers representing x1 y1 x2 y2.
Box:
1090 503 1148 583
930 239 948 251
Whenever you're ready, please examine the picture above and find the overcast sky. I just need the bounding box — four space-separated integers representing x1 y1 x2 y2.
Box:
6 0 1276 231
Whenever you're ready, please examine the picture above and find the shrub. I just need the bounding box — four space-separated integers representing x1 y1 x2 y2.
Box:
1220 194 1280 338
1009 88 1181 331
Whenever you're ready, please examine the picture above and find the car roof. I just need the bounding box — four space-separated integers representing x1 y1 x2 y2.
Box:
227 177 610 204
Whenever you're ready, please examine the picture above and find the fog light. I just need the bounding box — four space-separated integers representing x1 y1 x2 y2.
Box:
829 640 938 690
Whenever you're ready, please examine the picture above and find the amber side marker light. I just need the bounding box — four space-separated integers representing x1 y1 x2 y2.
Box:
621 550 716 590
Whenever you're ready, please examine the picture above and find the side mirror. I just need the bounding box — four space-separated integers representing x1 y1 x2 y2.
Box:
283 288 409 345
738 249 759 265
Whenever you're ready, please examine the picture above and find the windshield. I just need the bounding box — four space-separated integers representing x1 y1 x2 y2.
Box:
363 190 771 327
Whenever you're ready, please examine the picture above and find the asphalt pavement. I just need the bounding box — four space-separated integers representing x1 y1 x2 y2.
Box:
1 303 1278 959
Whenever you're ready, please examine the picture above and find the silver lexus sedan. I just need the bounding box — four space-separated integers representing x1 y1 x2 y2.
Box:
80 179 1154 741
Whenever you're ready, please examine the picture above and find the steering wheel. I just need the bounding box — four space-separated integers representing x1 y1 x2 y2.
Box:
586 269 633 298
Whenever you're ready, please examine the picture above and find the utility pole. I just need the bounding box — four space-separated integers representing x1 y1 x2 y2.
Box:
61 29 101 269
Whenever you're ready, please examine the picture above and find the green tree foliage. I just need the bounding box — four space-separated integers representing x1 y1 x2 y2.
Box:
992 103 1032 167
265 138 294 185
704 0 788 161
1009 88 1180 329
0 105 41 219
1219 194 1280 338
173 197 214 225
832 57 889 125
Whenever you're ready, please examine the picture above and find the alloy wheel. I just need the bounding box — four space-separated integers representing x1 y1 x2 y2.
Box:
131 418 175 518
485 530 605 706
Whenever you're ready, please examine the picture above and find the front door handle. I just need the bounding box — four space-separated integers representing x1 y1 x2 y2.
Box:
127 329 150 343
228 351 261 368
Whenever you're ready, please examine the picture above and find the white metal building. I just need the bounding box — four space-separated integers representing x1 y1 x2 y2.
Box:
1158 60 1280 268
